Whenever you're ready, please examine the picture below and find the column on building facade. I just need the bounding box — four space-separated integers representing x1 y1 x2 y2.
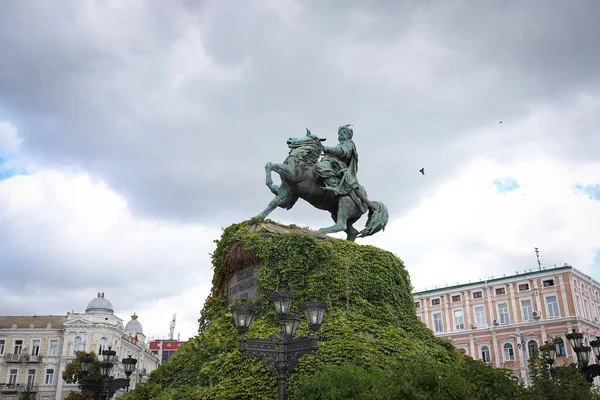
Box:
464 291 472 328
532 281 541 315
509 284 518 324
558 275 570 317
516 329 526 372
485 284 494 326
443 295 451 332
469 333 476 358
492 329 501 368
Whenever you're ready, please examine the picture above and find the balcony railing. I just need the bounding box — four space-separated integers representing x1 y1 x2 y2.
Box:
0 383 21 394
25 354 43 362
2 353 43 363
3 353 21 362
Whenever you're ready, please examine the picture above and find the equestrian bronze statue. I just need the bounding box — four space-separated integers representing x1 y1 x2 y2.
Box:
256 125 388 241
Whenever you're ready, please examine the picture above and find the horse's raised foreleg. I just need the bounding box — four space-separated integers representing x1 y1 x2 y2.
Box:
265 162 293 195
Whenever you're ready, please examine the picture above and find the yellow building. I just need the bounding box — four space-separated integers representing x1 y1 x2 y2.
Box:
0 293 159 400
413 264 600 385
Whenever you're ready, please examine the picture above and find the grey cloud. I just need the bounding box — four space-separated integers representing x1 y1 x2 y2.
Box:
0 0 598 228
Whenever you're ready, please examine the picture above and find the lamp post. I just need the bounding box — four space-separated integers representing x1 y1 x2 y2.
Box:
565 329 600 383
79 347 137 400
231 292 327 400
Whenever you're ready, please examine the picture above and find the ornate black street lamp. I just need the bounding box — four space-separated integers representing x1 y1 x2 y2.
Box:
79 347 137 400
565 329 600 383
231 292 327 400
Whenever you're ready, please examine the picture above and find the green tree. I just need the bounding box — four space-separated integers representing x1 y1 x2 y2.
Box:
62 351 103 400
526 344 600 400
294 357 527 400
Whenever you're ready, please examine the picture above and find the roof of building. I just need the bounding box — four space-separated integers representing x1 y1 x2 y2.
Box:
86 292 114 314
125 313 143 335
0 315 67 329
413 265 577 296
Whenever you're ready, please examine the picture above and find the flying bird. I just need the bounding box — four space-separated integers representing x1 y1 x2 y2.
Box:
419 168 425 175
499 121 503 124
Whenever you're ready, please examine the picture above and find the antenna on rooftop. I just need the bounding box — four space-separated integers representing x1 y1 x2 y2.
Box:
535 247 541 270
169 314 176 341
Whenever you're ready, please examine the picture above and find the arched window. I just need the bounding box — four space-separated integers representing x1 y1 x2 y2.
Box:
98 337 108 355
527 340 538 358
555 337 566 356
459 348 467 355
481 346 491 363
503 343 514 361
73 337 82 355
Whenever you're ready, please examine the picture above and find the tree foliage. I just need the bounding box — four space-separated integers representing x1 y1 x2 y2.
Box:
62 351 103 399
526 348 600 400
122 220 527 400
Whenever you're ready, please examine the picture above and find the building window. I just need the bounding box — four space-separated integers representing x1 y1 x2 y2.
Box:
98 337 108 354
453 309 465 330
73 337 82 354
31 339 40 356
0 339 5 355
481 345 491 363
475 306 486 327
459 348 467 355
555 338 566 356
48 340 58 356
521 299 533 321
472 291 483 299
503 343 515 361
543 279 555 287
546 296 560 318
452 295 461 302
45 369 54 385
497 303 510 325
9 369 18 385
416 315 422 322
433 312 443 333
431 298 441 305
26 369 36 390
527 340 538 359
414 301 420 308
518 283 530 291
13 339 23 354
495 288 506 295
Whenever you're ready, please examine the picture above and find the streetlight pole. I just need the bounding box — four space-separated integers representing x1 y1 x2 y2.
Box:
231 292 326 400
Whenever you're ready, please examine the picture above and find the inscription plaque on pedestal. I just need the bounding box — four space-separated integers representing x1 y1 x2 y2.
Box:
226 265 259 305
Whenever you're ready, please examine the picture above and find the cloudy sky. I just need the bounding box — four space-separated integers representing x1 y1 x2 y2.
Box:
1 0 599 341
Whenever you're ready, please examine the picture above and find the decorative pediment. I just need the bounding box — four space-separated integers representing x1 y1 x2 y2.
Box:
64 316 92 326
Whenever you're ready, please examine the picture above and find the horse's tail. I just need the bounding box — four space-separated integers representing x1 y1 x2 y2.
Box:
358 201 389 238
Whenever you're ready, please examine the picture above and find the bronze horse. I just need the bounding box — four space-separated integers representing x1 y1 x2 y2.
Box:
256 130 388 241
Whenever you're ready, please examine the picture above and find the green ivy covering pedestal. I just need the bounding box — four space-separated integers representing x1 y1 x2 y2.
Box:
122 220 523 400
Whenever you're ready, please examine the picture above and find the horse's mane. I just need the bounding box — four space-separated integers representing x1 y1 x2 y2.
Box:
288 141 322 164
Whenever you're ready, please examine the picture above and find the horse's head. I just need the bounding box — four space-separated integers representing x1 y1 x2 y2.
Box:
287 129 326 150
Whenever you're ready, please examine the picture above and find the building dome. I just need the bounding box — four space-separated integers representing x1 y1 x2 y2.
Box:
125 313 144 336
85 292 114 314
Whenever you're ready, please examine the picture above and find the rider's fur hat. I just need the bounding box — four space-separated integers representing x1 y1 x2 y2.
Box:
339 124 354 139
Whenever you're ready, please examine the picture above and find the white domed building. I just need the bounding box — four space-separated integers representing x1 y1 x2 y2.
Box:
55 292 159 399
